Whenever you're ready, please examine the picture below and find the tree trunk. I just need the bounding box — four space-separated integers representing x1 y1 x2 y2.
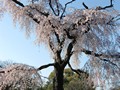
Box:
54 63 64 90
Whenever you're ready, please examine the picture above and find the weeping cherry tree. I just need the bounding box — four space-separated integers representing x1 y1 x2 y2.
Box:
0 62 42 90
0 0 120 90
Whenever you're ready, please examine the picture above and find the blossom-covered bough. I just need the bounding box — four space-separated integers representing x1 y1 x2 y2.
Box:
0 63 42 90
0 0 120 90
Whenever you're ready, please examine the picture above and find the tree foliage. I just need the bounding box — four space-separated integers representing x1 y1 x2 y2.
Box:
0 61 42 90
42 68 95 90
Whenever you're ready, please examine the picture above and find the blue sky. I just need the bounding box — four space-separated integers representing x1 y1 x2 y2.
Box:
0 0 120 77
0 14 54 76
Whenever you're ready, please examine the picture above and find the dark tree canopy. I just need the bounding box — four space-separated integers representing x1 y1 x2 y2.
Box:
42 68 95 90
0 0 120 90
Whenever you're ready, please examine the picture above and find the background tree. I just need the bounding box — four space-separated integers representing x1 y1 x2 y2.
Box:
0 61 42 90
0 0 120 90
42 68 95 90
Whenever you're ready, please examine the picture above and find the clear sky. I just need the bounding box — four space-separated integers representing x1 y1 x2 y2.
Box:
0 0 120 78
0 13 54 76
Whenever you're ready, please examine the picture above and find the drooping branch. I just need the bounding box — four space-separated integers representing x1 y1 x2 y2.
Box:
81 48 120 58
81 48 102 57
99 58 119 69
37 63 55 71
96 0 113 10
81 48 120 59
68 62 88 77
107 14 120 25
81 48 120 68
60 0 75 19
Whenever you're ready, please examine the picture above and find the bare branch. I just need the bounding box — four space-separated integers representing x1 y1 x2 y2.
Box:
68 62 88 77
55 0 60 16
60 0 75 19
96 0 113 10
12 0 24 7
37 63 55 71
82 2 89 9
49 0 58 16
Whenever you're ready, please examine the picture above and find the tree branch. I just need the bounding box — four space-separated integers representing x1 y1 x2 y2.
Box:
49 35 62 63
81 48 120 58
48 20 63 57
60 0 75 19
62 39 76 67
49 37 56 53
55 0 60 16
12 0 49 24
99 58 119 69
0 70 5 73
96 0 113 10
47 32 62 63
37 63 55 71
12 0 24 7
29 6 49 17
26 11 40 24
68 62 88 77
54 31 61 46
64 28 75 39
82 48 120 68
49 0 58 16
82 2 89 9
107 14 120 25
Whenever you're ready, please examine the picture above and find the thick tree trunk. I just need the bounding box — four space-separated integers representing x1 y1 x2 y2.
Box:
54 63 64 90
